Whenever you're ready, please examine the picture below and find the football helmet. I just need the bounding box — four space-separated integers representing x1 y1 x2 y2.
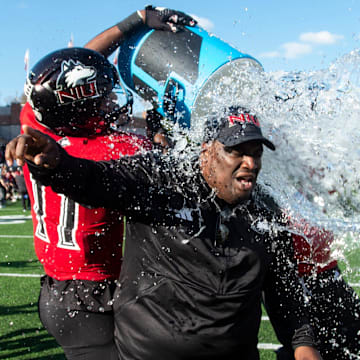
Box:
24 47 132 136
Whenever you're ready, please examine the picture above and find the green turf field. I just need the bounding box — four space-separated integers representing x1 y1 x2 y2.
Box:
0 200 359 359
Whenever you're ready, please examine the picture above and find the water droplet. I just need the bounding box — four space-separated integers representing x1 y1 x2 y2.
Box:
68 311 78 318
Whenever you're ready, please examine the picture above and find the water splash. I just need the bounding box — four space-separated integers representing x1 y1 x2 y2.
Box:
259 51 360 260
170 49 360 274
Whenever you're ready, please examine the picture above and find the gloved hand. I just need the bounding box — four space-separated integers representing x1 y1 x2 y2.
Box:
145 5 197 32
146 109 163 137
145 109 172 151
117 6 196 38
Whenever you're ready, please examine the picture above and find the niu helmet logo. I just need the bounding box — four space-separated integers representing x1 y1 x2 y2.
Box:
228 114 260 128
56 60 99 104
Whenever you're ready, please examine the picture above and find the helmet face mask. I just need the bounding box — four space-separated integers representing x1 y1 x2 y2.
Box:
110 79 134 126
25 47 132 137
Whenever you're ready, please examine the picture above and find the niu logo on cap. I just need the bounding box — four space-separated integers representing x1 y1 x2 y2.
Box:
56 60 99 104
228 114 260 128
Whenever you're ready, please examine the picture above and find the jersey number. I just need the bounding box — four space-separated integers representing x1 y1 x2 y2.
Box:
31 176 80 250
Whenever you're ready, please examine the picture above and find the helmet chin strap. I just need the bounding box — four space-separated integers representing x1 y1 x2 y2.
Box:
74 115 110 136
51 116 107 137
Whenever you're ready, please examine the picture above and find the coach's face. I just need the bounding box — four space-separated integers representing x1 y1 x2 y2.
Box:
200 140 263 204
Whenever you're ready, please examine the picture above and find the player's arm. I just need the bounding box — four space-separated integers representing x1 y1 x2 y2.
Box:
5 126 157 212
6 126 106 206
85 6 196 57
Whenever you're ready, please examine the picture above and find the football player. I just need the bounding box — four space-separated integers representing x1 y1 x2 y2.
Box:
20 7 196 358
21 47 150 359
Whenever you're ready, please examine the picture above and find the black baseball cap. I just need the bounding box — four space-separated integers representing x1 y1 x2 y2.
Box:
204 106 275 151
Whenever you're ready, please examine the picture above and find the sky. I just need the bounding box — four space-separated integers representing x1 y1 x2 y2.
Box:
1 0 360 106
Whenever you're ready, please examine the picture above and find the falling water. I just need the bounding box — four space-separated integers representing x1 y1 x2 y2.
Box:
169 49 360 277
259 51 360 275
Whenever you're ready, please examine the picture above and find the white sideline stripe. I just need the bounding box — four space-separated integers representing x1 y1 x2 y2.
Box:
0 215 32 219
0 273 42 278
258 343 281 350
0 235 33 238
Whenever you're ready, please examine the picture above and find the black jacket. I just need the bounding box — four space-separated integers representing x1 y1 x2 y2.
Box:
28 149 314 360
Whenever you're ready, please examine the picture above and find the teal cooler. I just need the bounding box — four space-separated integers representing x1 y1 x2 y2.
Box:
117 25 263 129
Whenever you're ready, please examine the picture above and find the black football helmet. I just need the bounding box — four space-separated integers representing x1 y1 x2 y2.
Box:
24 47 133 136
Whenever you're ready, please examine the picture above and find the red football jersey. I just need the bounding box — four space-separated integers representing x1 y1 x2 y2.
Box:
21 102 151 281
289 217 338 276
